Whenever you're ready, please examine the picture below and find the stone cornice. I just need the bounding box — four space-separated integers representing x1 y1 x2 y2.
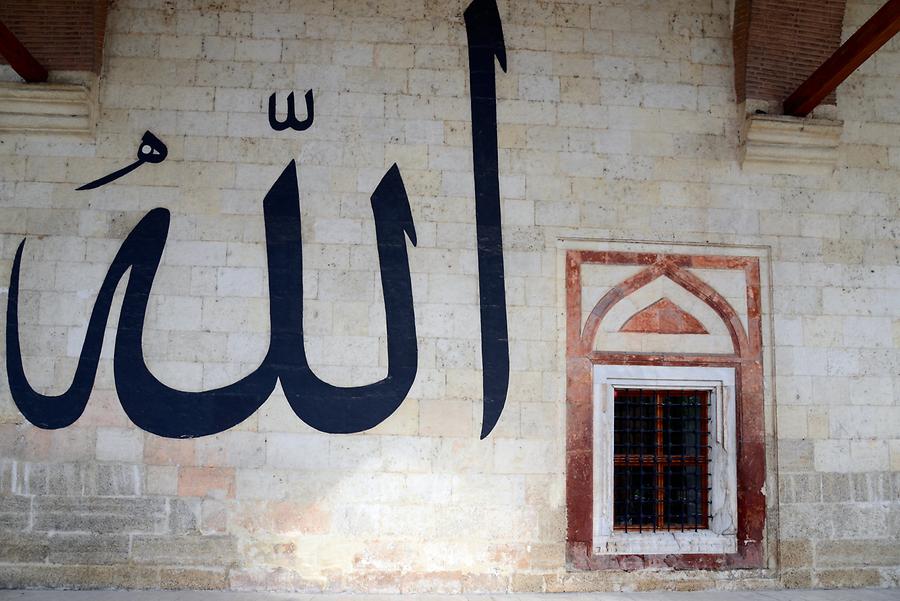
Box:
0 80 95 135
740 113 843 175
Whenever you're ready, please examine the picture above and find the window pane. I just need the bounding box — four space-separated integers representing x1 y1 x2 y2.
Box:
613 388 710 532
662 391 706 457
613 465 656 530
664 465 706 529
614 389 656 456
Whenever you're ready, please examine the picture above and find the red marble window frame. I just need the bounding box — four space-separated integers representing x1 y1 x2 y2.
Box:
565 250 766 570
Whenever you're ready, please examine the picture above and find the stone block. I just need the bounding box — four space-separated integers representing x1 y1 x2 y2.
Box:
131 534 236 565
780 568 812 589
47 533 130 564
97 428 144 462
815 568 881 588
821 473 852 502
400 571 464 594
814 440 852 473
816 540 900 567
852 472 891 502
511 573 545 592
0 533 48 563
45 463 89 496
0 565 160 589
169 498 201 534
778 440 814 471
32 497 167 534
780 504 833 539
94 463 142 496
779 539 811 568
494 439 560 475
0 495 30 531
195 431 266 468
145 465 179 495
159 567 229 590
144 437 196 466
266 433 329 470
177 466 236 499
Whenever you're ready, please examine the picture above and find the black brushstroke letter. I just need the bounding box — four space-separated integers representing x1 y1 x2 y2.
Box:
77 131 168 190
268 91 315 132
6 210 276 435
270 162 420 433
464 0 510 439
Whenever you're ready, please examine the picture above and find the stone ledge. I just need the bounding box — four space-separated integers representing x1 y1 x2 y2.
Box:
0 589 890 599
740 114 843 175
0 81 95 135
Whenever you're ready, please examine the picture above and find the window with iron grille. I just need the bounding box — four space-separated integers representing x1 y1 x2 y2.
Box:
593 365 737 555
613 388 710 533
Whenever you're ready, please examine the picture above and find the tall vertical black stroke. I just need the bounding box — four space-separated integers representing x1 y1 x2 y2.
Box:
271 162 419 434
464 0 510 439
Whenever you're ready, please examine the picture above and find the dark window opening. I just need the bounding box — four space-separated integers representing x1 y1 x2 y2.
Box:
613 388 711 532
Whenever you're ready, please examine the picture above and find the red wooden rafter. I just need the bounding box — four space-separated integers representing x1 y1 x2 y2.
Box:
0 19 48 83
784 0 900 116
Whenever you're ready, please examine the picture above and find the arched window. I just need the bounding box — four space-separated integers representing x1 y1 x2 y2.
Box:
565 250 766 570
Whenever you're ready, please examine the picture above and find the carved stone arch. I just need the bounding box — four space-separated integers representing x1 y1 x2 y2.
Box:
577 259 751 359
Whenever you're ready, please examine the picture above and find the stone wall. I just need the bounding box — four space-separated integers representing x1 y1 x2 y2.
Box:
0 0 897 592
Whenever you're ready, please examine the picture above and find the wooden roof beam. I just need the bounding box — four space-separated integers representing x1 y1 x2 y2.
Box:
0 19 48 83
784 0 900 116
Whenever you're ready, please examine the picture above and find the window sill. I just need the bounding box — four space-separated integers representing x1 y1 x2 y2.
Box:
595 529 737 556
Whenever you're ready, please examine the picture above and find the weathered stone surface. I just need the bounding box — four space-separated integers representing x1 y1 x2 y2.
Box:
158 568 229 590
169 498 202 534
0 565 160 589
815 540 900 567
47 534 131 565
45 463 90 496
131 535 237 566
780 569 812 589
779 539 811 569
32 497 167 534
0 533 48 563
821 473 852 502
815 568 882 588
93 464 142 497
0 496 30 531
0 0 897 592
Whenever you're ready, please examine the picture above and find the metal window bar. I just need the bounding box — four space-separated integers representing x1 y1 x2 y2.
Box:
613 388 712 532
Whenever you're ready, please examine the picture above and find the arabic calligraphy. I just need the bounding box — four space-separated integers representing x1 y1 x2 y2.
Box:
6 0 509 439
268 90 314 132
7 159 416 437
77 131 168 190
465 0 510 439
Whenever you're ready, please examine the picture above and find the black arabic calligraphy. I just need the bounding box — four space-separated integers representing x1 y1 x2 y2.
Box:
269 90 314 132
77 131 168 190
7 0 509 439
465 0 510 439
8 161 417 437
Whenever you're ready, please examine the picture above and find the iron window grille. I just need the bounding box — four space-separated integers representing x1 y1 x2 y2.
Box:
613 388 711 533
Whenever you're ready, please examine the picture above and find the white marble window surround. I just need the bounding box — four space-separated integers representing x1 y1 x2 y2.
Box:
593 364 737 556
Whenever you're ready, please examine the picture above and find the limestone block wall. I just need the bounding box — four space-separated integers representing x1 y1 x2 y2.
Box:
0 0 898 592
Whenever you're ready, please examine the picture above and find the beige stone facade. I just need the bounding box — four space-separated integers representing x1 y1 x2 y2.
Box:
0 0 898 593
